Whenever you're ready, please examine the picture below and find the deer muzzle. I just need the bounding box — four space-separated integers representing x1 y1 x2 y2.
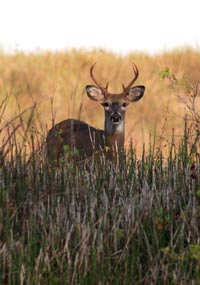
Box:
110 112 122 123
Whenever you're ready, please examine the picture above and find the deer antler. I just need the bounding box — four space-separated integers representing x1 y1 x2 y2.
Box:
122 63 139 94
90 63 109 94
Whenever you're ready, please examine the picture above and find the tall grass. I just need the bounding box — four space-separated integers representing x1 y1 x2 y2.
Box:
0 49 200 284
0 119 199 284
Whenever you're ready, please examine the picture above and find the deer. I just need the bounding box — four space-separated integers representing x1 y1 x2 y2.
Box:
46 63 145 162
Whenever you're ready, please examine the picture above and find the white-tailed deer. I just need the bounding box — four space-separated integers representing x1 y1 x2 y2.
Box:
46 63 145 162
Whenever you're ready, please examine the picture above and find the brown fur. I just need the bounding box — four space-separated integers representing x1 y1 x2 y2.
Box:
46 119 105 161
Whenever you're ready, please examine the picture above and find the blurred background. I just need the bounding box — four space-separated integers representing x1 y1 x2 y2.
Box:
0 0 200 150
1 0 199 54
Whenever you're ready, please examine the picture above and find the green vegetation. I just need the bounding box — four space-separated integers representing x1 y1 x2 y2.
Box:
0 49 200 284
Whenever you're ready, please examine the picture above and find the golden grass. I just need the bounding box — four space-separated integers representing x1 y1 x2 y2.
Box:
0 48 200 151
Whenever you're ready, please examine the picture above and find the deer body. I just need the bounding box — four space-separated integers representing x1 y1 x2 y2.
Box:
46 63 145 162
46 119 105 161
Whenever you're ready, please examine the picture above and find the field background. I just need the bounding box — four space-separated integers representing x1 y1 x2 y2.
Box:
1 48 200 151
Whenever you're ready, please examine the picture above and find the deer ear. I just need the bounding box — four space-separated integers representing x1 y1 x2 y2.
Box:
127 86 145 102
86 85 105 102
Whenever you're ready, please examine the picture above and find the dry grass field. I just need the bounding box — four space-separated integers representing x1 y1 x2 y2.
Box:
0 48 199 151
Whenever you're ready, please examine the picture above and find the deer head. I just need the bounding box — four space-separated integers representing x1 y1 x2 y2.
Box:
86 63 145 136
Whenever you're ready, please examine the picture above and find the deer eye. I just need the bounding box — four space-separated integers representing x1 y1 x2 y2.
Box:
122 103 127 107
103 102 109 107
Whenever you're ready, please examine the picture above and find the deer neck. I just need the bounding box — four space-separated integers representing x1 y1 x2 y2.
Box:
104 117 125 157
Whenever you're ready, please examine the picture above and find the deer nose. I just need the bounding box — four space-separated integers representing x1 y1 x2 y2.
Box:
111 112 122 123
